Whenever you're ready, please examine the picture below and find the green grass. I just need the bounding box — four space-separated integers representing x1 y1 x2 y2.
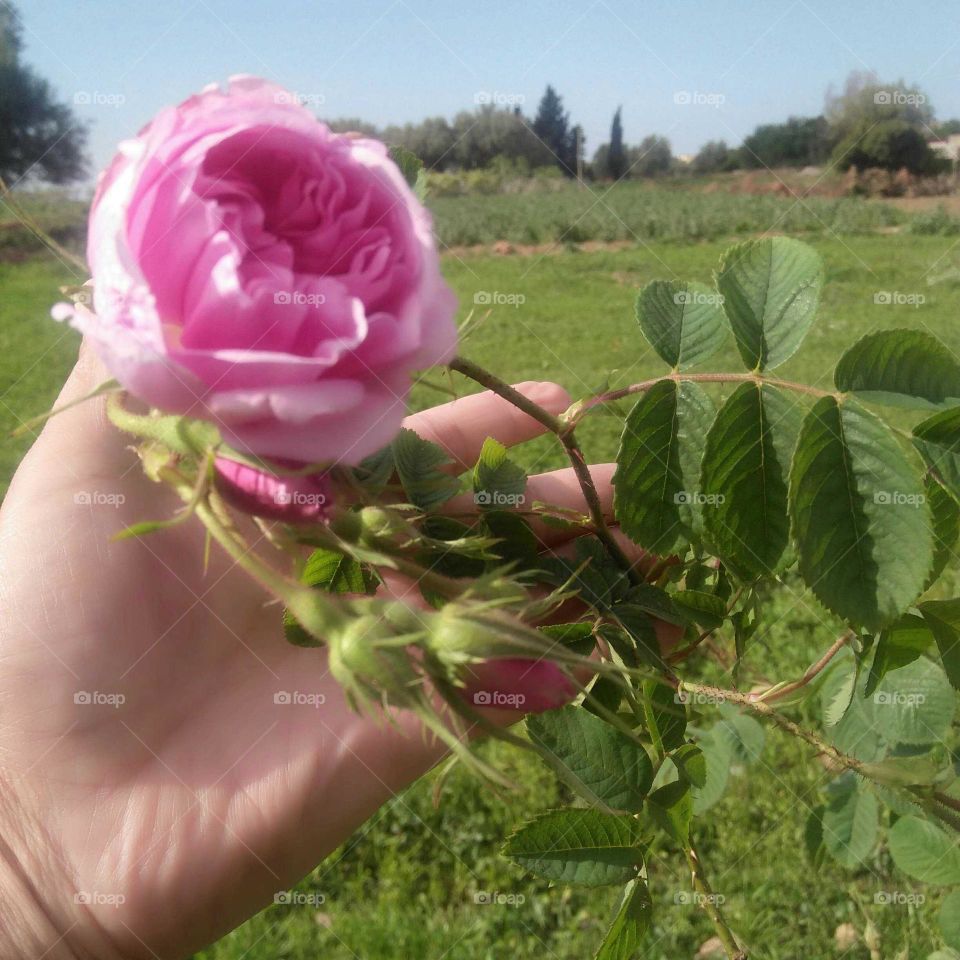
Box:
427 179 910 247
3 232 960 958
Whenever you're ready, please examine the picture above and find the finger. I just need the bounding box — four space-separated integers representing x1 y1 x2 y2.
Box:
444 463 616 546
403 381 570 474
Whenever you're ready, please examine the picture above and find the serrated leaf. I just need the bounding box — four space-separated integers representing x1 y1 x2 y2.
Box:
613 379 714 553
821 655 886 761
919 599 960 689
888 816 960 885
642 679 687 755
482 510 539 566
835 329 960 410
670 590 726 629
927 477 960 590
473 437 527 509
822 655 859 727
540 622 597 657
527 707 654 813
671 743 707 787
872 656 955 745
502 810 646 887
647 779 693 844
608 606 667 671
915 407 960 501
790 396 933 631
392 428 460 511
715 236 824 371
636 279 728 371
595 879 653 960
692 728 732 814
700 382 800 578
714 705 766 764
940 890 960 951
866 614 935 696
821 773 878 868
861 755 941 788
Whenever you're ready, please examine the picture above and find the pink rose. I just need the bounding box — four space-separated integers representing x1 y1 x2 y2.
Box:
213 456 331 524
59 76 457 465
461 658 579 714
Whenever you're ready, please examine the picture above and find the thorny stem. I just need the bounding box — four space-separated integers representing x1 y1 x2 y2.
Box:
578 371 836 419
448 355 641 584
685 840 747 960
678 680 960 832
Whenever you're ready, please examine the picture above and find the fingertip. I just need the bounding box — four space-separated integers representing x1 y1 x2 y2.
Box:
511 380 571 415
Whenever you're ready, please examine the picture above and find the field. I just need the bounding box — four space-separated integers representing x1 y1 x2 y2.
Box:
2 193 960 958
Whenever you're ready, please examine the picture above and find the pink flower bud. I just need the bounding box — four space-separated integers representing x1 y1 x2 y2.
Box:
214 455 331 523
460 658 578 714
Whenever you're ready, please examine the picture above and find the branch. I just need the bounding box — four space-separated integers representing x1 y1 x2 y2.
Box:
685 840 747 960
448 356 641 584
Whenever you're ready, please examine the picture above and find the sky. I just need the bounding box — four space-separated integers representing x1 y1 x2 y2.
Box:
15 0 960 184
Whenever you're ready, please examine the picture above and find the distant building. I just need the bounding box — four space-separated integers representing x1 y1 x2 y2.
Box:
928 134 960 163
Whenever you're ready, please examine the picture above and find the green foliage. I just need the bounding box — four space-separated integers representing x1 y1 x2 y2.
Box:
594 879 652 960
888 817 960 885
391 427 460 510
635 279 727 370
472 437 527 508
821 773 878 868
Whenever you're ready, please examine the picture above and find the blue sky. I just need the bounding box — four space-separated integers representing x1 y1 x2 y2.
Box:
16 0 960 182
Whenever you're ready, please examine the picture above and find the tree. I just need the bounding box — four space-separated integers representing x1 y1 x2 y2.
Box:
532 85 577 176
0 3 87 185
692 139 735 173
606 107 625 180
832 118 943 174
629 135 672 177
741 116 833 168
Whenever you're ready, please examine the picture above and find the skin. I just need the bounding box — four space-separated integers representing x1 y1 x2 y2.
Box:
0 346 675 959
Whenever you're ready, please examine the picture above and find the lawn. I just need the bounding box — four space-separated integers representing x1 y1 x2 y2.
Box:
2 233 959 958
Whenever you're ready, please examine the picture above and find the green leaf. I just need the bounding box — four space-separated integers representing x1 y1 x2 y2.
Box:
822 654 858 727
714 705 766 764
834 329 960 410
872 656 955 745
866 614 935 696
283 549 381 646
388 144 428 199
790 396 933 631
692 729 732 814
635 279 727 371
613 379 714 553
821 773 878 868
914 407 960 500
595 879 653 960
670 590 726 630
861 755 941 788
540 622 597 657
502 810 646 887
646 779 693 844
472 437 527 510
715 236 824 371
927 477 960 590
804 806 826 865
642 679 687 755
527 707 654 813
919 599 960 689
888 816 960 885
940 890 960 951
391 428 460 511
584 675 624 718
700 382 800 578
608 607 667 672
483 510 539 566
820 656 886 762
671 743 707 788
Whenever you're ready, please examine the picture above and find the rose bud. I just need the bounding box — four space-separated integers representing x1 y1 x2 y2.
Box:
213 455 331 523
57 76 457 466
